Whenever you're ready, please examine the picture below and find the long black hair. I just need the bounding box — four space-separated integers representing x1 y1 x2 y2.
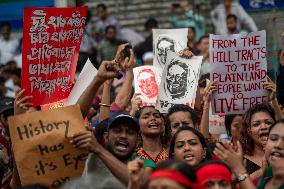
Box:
169 126 211 161
134 106 170 146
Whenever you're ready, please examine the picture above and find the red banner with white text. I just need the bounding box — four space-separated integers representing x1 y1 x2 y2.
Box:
21 6 88 106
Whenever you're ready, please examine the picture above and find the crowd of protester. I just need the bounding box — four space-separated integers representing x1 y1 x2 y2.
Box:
1 0 284 189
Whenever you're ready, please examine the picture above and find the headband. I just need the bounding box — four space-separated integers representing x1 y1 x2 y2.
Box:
149 169 197 188
196 164 232 187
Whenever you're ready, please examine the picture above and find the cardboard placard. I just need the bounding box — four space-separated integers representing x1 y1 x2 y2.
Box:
153 28 188 70
156 51 202 113
133 66 162 106
8 105 88 188
210 30 268 114
21 7 88 106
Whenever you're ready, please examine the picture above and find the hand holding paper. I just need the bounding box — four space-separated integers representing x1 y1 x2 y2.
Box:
203 82 217 105
179 48 194 59
71 130 100 153
129 93 143 116
262 79 276 102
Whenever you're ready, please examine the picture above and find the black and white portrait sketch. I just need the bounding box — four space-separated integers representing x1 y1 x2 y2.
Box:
153 29 188 70
156 50 203 113
164 58 196 100
156 36 176 66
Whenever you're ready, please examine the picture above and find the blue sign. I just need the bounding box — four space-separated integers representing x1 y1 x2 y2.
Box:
240 0 284 11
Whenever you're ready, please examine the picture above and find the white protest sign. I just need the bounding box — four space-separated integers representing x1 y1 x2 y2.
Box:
156 51 202 113
133 66 162 106
153 28 188 70
209 104 226 134
210 30 268 115
65 59 97 106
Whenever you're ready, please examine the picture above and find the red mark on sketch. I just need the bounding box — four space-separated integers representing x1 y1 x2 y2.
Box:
137 68 159 99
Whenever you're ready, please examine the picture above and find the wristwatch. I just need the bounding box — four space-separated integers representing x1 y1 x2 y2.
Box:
238 173 249 182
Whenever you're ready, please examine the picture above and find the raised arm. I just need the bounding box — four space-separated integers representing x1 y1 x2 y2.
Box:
200 82 216 138
99 79 113 121
263 79 284 120
77 44 130 117
114 51 137 111
77 61 121 117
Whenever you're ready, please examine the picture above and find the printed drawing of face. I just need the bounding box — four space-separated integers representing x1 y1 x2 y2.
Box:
165 59 195 100
156 36 175 66
137 69 159 99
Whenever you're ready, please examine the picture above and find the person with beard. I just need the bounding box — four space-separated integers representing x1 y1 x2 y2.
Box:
69 114 155 187
226 14 247 35
97 25 125 64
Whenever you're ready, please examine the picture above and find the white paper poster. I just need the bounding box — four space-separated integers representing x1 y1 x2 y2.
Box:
210 30 268 115
133 66 162 106
65 59 97 106
156 51 202 113
153 28 188 70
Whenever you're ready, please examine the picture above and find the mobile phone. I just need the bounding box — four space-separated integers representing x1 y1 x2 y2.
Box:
122 44 132 59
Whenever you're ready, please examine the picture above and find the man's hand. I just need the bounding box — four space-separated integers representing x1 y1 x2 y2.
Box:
95 61 121 84
127 158 145 186
114 43 130 66
121 50 138 71
70 130 101 153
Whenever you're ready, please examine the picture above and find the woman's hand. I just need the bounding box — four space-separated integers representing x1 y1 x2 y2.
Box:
203 82 217 105
214 141 246 174
129 93 142 116
262 79 276 102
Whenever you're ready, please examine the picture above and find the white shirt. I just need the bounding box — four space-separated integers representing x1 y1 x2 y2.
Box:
211 2 258 35
0 37 19 65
